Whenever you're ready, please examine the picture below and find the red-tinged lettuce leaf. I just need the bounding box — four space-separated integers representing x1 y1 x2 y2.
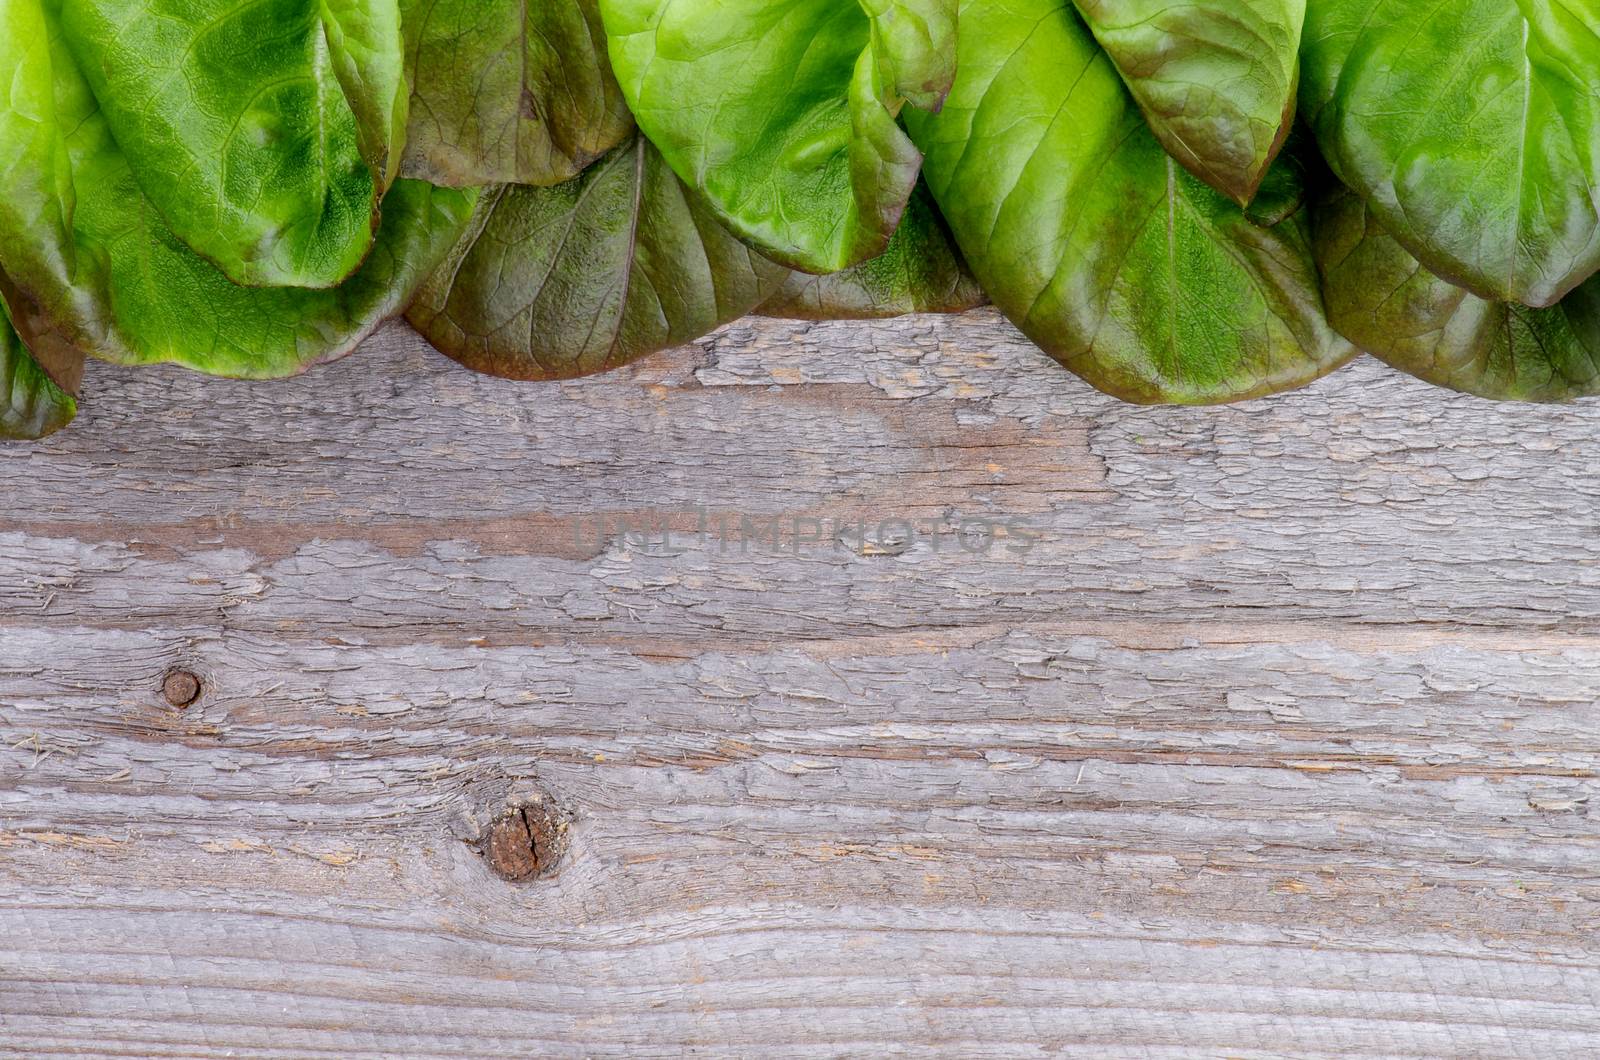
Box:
407 135 788 380
1071 0 1304 207
398 0 633 187
759 184 986 319
0 4 475 379
1315 186 1600 402
600 0 956 274
1301 0 1600 308
1 293 78 441
58 0 407 289
905 0 1353 405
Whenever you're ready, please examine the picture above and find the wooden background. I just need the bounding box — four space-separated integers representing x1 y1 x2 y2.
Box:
2 310 1598 1058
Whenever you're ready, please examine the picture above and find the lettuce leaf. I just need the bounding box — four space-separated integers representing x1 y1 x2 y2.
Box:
759 184 986 319
1 293 78 441
1316 186 1600 402
398 0 633 187
1071 0 1304 207
58 0 407 289
408 135 786 380
0 3 474 379
907 0 1353 404
600 0 956 274
1301 0 1600 308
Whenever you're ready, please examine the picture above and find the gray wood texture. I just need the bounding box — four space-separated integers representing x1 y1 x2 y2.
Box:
2 310 1599 1058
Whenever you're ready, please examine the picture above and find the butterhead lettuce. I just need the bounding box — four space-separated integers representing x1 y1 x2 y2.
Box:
0 0 475 379
906 0 1353 404
0 291 78 440
599 0 957 275
58 0 409 289
4 0 1600 444
398 0 633 188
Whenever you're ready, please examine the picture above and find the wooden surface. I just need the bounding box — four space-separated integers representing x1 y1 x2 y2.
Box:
2 310 1599 1058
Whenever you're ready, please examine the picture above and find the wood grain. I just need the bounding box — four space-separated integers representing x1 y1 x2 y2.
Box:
2 310 1598 1057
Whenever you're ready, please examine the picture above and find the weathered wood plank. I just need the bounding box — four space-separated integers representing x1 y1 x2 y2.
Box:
2 311 1599 1057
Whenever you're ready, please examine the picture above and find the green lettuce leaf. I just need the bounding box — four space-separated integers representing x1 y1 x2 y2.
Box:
407 134 788 380
1315 186 1600 402
322 0 411 189
860 0 959 112
600 0 956 274
1301 0 1600 308
1 0 83 313
759 184 986 319
0 294 78 441
1070 0 1304 207
0 2 475 379
58 0 407 289
399 0 633 187
906 0 1353 404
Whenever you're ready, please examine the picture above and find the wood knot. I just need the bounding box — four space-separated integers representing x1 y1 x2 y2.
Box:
161 670 202 708
476 795 571 883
